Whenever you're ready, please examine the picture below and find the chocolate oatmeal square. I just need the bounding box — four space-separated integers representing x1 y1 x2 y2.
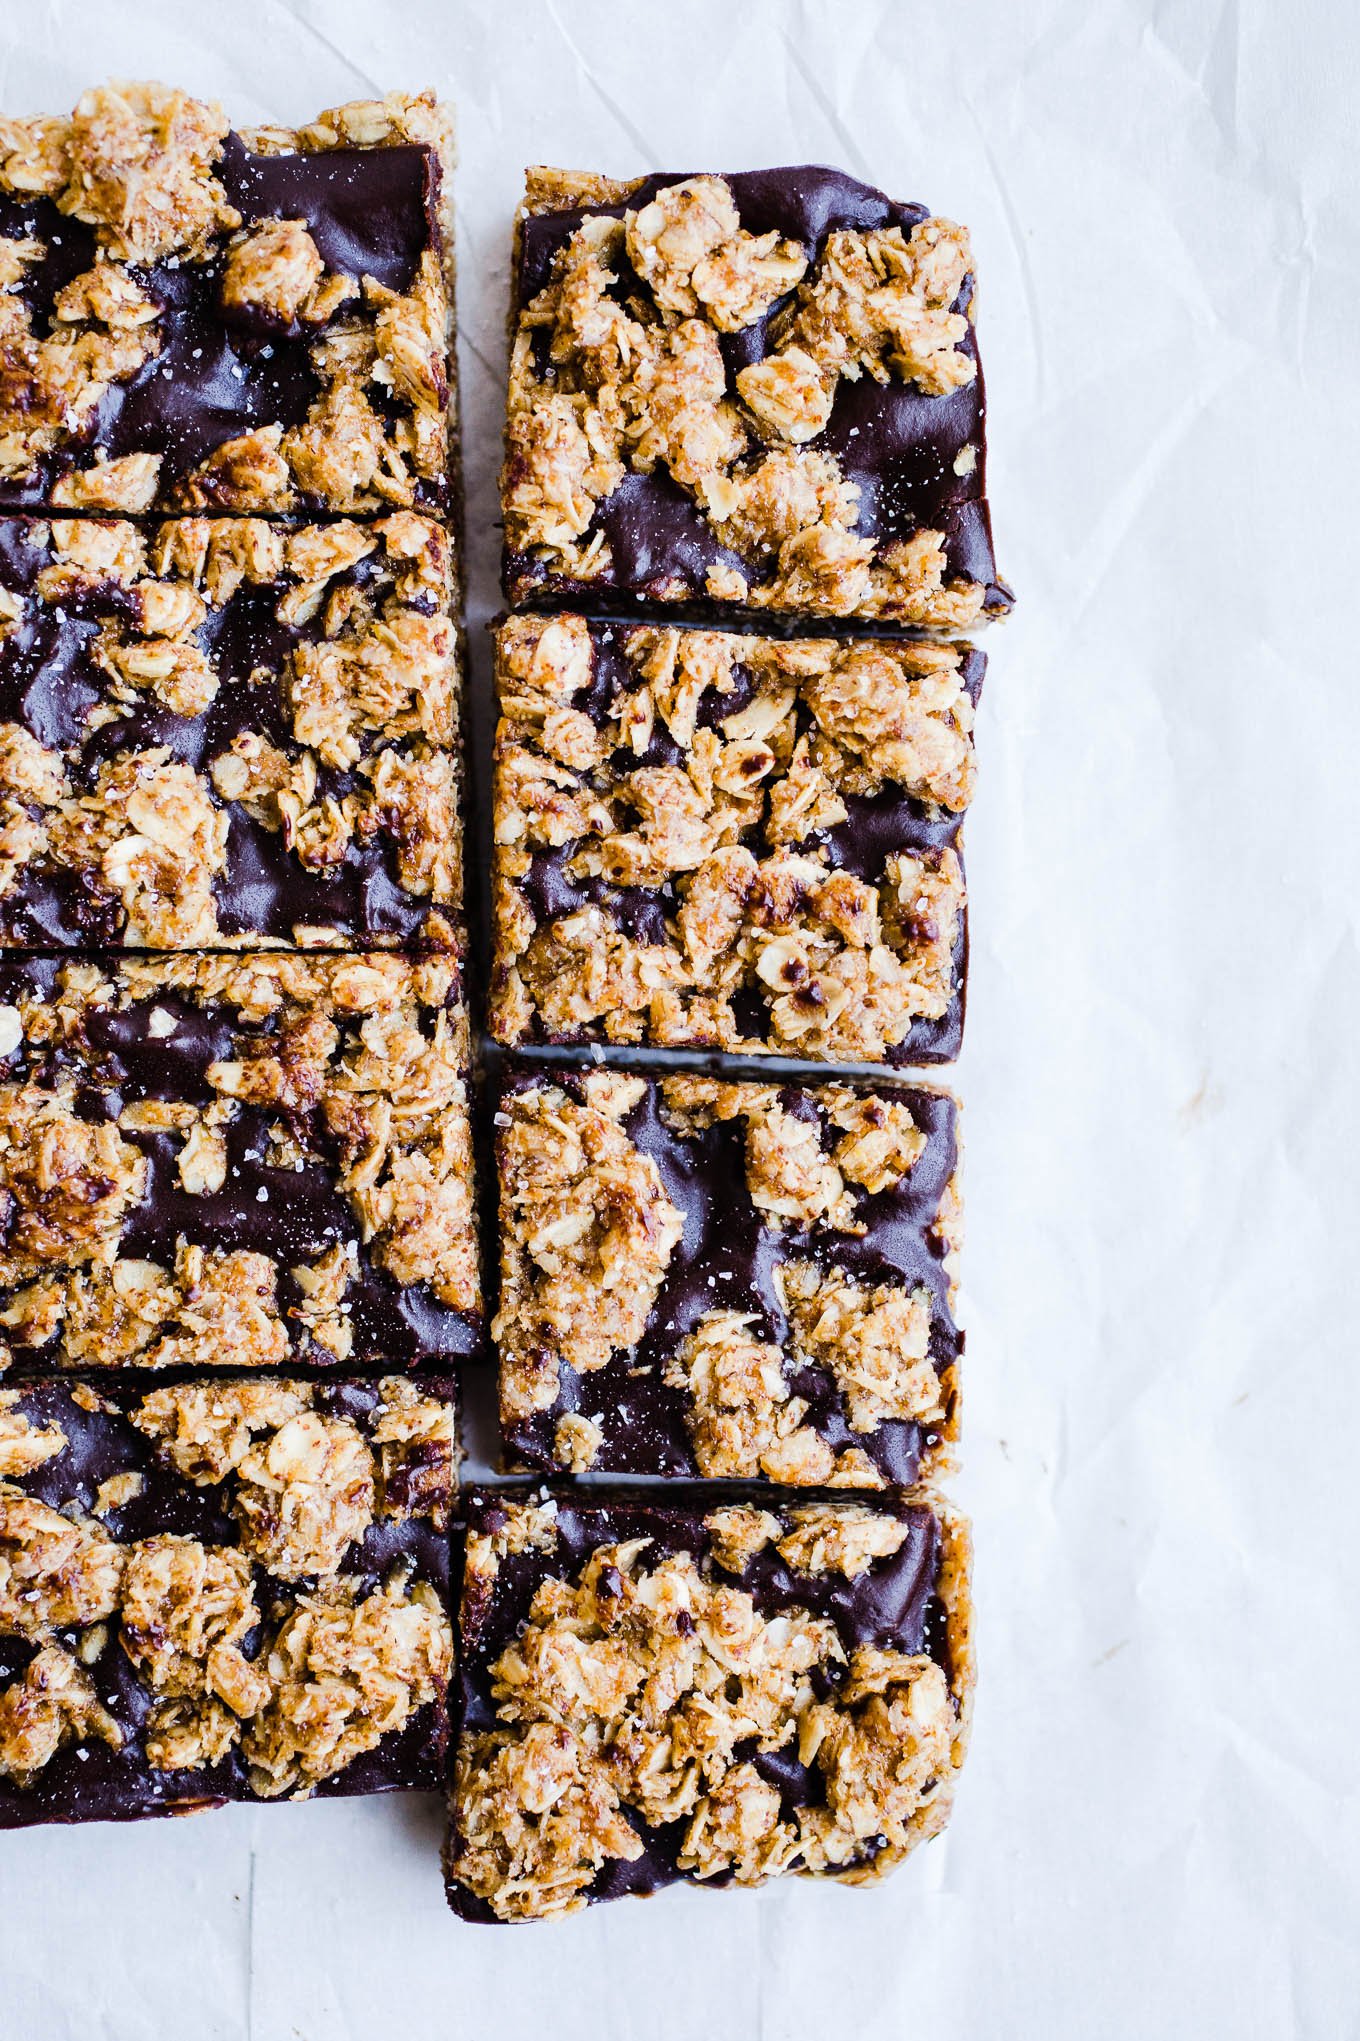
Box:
492 1064 961 1485
0 1371 455 1824
0 85 453 515
502 165 1009 628
0 512 462 951
446 1487 972 1921
0 951 481 1378
489 613 976 1063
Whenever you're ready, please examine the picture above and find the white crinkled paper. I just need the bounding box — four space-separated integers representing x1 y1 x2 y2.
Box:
0 2 1356 2036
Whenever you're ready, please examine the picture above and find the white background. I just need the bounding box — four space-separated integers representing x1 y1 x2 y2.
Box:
1 2 1357 2035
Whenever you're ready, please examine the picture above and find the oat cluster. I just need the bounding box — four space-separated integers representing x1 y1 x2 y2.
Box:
450 1499 964 1921
0 85 451 512
504 172 984 623
491 614 970 1061
494 1071 959 1483
0 952 479 1372
0 513 461 947
0 1378 453 1794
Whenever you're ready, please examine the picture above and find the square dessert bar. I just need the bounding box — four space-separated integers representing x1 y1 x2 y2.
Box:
494 1065 961 1486
503 164 1009 628
446 1488 973 1921
0 85 453 515
0 951 481 1378
0 513 461 950
0 1371 455 1824
490 613 977 1064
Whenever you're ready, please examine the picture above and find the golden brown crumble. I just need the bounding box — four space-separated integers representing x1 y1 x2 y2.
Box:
0 1485 122 1637
0 1391 67 1475
0 953 479 1365
243 1574 452 1798
664 1309 840 1485
0 513 461 942
0 1642 121 1784
504 174 987 623
0 88 452 512
491 617 970 1060
371 1377 458 1527
494 1080 682 1426
450 1503 968 1919
119 1534 270 1770
779 1262 947 1437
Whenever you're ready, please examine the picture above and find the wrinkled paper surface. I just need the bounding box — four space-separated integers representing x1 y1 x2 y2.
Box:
0 2 1356 2035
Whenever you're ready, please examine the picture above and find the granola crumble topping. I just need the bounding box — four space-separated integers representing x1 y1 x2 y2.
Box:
504 169 1002 625
0 87 452 514
491 616 974 1063
449 1498 969 1920
494 1069 960 1487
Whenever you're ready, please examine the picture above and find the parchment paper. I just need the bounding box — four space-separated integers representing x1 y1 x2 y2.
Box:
0 2 1356 2035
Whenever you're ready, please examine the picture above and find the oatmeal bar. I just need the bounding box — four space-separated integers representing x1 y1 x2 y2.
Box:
0 951 481 1377
502 164 1009 628
446 1487 972 1921
0 85 453 515
493 1065 960 1485
490 614 976 1063
0 513 461 949
0 1371 455 1824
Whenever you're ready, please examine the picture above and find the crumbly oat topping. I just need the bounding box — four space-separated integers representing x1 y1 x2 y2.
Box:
504 173 989 623
0 88 451 512
0 513 461 944
496 1071 956 1484
243 1574 452 1798
120 1534 269 1770
0 1391 67 1475
0 953 479 1368
0 1485 122 1637
491 617 970 1060
450 1504 963 1919
494 1080 682 1424
371 1377 458 1527
663 1309 839 1484
0 1373 454 1794
0 1642 121 1785
779 1262 947 1435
